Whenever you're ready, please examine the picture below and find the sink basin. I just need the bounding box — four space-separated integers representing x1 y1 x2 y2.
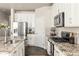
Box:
0 40 20 46
6 40 20 45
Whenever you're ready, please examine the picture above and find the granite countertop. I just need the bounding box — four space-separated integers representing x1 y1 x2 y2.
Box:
0 36 24 54
49 37 79 56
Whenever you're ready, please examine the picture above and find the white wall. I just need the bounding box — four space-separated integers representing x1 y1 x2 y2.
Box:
35 6 52 49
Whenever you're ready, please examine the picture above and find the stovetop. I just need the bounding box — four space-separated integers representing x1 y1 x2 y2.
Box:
50 31 70 43
50 36 69 43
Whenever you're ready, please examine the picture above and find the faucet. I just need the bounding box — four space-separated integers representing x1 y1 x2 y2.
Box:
4 28 8 44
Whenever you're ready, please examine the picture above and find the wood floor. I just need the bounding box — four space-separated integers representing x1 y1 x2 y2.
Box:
25 46 48 56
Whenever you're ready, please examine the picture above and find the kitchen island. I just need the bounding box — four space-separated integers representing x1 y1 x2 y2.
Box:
0 37 25 56
48 37 79 56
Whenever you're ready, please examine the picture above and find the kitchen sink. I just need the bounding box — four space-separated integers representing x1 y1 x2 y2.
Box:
0 39 20 46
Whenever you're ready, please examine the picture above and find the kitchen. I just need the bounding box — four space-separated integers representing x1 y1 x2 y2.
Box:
0 3 79 56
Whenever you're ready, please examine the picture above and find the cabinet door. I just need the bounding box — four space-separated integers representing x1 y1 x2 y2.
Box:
27 34 36 46
54 46 65 56
47 41 51 55
71 4 79 27
57 4 73 27
22 47 24 56
65 4 79 27
11 49 18 56
54 48 59 56
17 41 24 56
64 4 72 27
52 4 79 27
54 46 60 56
51 5 57 27
58 4 65 13
52 4 59 17
17 45 21 56
57 4 74 27
21 41 25 56
13 51 17 56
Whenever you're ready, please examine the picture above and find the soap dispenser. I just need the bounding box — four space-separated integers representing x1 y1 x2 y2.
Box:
69 32 75 44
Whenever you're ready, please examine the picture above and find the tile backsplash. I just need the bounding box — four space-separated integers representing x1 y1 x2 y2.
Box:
56 27 79 37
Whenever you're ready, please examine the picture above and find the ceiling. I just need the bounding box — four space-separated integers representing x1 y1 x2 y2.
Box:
0 3 52 11
0 3 52 15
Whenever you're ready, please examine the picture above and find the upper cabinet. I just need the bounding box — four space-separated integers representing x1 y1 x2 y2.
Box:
51 4 58 27
65 4 79 27
63 4 72 27
51 3 79 27
51 4 65 27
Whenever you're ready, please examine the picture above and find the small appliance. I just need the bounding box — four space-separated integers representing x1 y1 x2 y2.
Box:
54 12 64 27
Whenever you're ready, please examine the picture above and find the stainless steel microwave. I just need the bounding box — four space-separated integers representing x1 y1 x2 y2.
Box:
54 12 64 27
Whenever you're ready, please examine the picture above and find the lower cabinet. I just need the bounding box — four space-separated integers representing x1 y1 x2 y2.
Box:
27 34 36 46
11 49 17 56
47 40 51 55
54 46 65 56
17 42 25 56
11 41 25 56
54 48 60 56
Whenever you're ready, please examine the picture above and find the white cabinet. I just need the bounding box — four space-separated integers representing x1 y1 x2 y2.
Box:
11 49 17 56
64 4 75 27
0 52 10 56
54 46 65 56
11 41 25 56
52 3 79 27
64 4 79 27
47 40 51 55
51 5 57 27
16 41 25 56
62 4 79 27
69 4 79 27
55 4 75 27
51 4 65 27
27 34 36 46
